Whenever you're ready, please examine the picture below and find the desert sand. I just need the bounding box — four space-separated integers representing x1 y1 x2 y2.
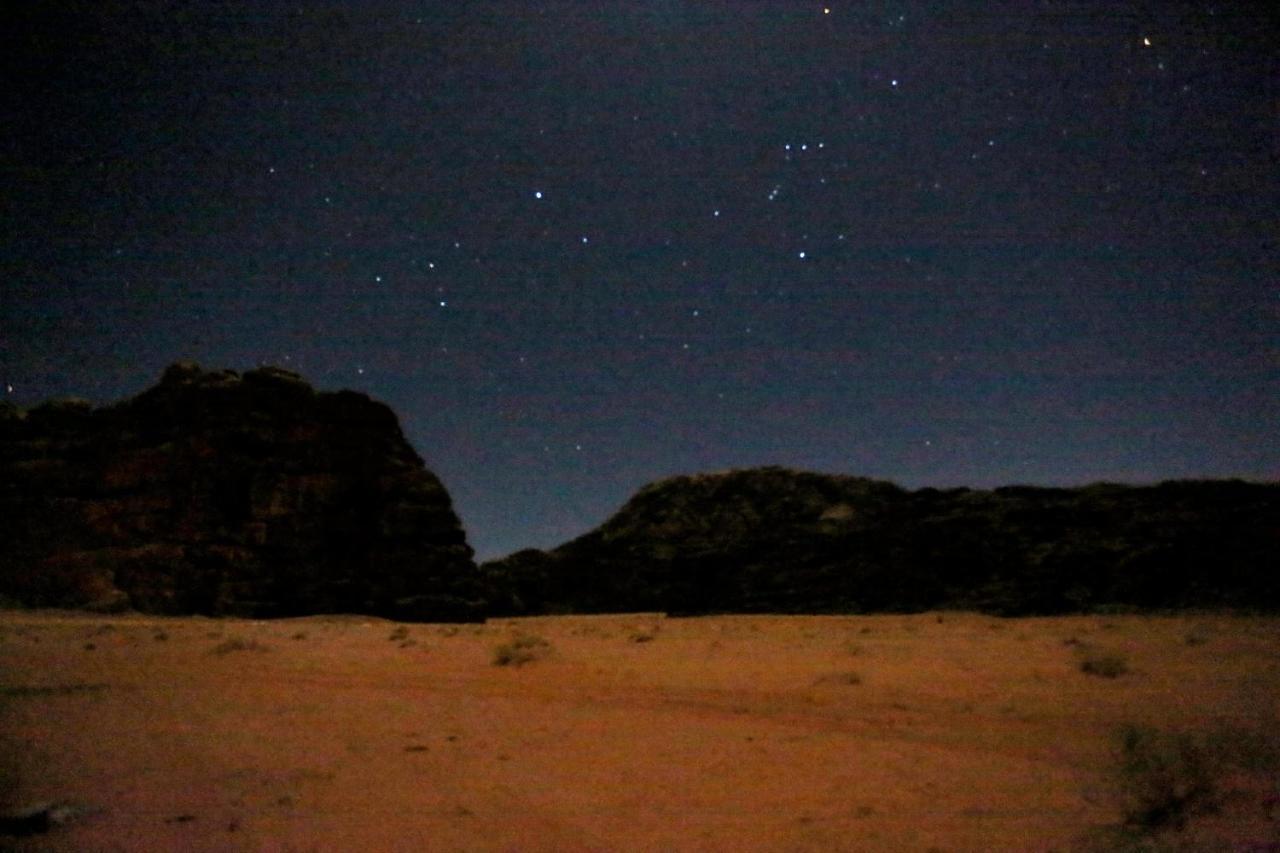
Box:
2 610 1277 851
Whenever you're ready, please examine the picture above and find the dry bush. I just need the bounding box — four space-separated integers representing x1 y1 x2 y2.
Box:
812 671 863 687
1079 647 1129 678
1111 725 1221 831
1083 723 1280 850
492 634 551 667
210 637 268 655
1183 629 1209 647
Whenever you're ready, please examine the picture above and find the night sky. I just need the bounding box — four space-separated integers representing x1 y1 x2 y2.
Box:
4 2 1276 560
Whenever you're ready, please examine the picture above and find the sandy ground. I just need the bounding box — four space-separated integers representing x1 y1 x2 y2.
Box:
1 609 1277 852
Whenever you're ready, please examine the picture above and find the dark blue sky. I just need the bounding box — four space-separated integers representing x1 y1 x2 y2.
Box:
4 1 1276 560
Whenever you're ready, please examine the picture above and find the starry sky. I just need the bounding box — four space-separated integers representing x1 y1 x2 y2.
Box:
4 1 1277 560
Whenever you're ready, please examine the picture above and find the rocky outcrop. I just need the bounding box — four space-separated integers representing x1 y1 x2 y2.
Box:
0 362 483 621
482 467 1280 616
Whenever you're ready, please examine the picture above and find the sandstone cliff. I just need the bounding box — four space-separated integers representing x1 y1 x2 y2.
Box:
0 362 483 621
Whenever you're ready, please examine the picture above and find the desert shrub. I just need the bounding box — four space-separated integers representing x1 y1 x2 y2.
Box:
388 626 410 641
1183 630 1209 647
492 634 551 667
813 671 863 686
210 637 268 655
1111 724 1220 831
1080 648 1129 678
1081 723 1280 852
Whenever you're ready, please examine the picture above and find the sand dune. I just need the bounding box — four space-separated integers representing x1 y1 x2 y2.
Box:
2 610 1277 851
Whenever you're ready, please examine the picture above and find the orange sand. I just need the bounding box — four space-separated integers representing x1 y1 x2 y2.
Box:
2 610 1277 851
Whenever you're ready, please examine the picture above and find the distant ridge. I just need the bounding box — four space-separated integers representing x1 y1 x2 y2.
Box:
481 466 1279 617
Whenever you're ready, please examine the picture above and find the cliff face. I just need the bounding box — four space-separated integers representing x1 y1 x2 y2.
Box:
0 362 483 621
482 467 1280 617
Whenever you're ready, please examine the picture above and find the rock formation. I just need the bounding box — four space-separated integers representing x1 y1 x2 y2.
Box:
0 362 484 621
482 466 1280 616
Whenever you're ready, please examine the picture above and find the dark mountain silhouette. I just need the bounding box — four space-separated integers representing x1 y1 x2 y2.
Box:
0 362 484 620
5 368 1275 621
481 467 1279 617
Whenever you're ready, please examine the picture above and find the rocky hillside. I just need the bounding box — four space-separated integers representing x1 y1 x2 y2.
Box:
482 467 1280 616
0 362 483 620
